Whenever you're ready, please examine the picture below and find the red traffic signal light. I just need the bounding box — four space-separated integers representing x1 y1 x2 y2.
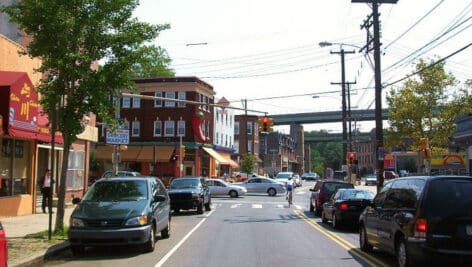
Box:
348 152 356 165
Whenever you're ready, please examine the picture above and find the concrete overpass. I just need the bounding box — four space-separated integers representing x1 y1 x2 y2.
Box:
271 108 388 125
304 132 374 143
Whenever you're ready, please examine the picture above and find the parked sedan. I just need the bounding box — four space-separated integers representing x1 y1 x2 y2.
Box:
0 221 7 267
301 172 320 181
321 189 374 229
236 177 286 196
206 178 247 198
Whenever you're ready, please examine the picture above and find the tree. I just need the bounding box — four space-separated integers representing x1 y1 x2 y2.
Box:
385 58 465 153
241 154 256 175
2 0 170 234
130 45 175 78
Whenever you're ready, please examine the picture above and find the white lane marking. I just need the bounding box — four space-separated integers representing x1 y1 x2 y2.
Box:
155 209 215 267
230 204 242 208
296 191 305 195
252 204 262 209
276 204 284 209
294 205 302 210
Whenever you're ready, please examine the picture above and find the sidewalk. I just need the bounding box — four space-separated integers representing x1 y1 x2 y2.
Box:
1 206 75 267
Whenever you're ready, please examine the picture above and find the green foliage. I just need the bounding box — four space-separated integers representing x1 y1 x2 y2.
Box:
130 45 175 78
306 130 343 174
386 59 469 151
1 0 170 233
241 154 256 174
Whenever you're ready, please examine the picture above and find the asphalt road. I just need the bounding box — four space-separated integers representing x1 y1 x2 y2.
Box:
43 181 397 267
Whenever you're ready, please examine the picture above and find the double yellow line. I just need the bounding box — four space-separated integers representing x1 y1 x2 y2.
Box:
295 210 388 267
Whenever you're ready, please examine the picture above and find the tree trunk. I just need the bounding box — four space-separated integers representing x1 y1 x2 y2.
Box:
54 141 71 234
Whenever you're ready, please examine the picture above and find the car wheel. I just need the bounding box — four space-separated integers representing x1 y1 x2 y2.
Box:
267 188 276 196
197 200 204 214
143 224 155 252
397 237 414 267
229 190 238 198
309 201 314 212
359 225 373 252
70 245 85 256
332 213 340 229
205 198 212 211
174 208 180 213
321 211 328 223
161 217 171 239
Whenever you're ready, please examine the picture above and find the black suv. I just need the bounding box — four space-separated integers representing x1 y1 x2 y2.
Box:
68 176 171 255
359 176 472 267
309 180 354 216
168 177 211 214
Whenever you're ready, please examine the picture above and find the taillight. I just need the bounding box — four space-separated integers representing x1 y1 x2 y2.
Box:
414 218 427 239
340 203 348 210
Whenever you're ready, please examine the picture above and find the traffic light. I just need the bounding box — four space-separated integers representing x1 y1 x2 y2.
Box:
348 152 356 165
262 116 269 132
266 117 274 132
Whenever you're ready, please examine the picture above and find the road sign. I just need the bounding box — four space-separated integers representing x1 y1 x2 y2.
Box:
106 129 129 145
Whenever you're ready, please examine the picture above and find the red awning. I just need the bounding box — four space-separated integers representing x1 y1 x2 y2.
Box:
0 71 38 139
37 106 64 144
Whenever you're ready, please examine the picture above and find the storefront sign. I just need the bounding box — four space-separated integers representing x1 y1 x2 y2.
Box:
106 129 129 144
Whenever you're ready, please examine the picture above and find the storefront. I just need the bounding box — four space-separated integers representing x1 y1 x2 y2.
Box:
0 71 38 217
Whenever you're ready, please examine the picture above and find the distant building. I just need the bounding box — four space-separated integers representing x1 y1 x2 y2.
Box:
234 114 261 169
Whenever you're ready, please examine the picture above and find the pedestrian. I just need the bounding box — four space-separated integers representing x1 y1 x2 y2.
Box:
38 169 53 213
285 178 295 207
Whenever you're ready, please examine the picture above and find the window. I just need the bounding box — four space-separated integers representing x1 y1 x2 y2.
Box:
178 92 186 107
122 96 131 108
0 139 31 196
131 121 140 137
234 122 239 134
247 122 253 134
132 97 141 108
164 121 174 137
154 92 163 107
165 92 175 107
153 120 162 136
66 151 85 190
177 120 185 136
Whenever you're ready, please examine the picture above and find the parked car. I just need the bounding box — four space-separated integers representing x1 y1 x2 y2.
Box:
362 174 377 186
309 180 354 216
168 177 211 214
383 170 398 180
301 172 320 181
236 177 286 196
359 176 472 267
321 189 374 229
68 176 171 255
101 170 141 178
274 171 294 185
0 221 7 267
206 178 247 198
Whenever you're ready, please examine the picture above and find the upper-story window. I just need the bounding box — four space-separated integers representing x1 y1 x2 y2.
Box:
122 96 131 108
132 97 141 108
165 92 176 107
178 92 186 107
164 120 174 137
247 122 253 135
177 120 185 137
154 92 163 107
131 120 140 137
234 121 239 135
153 120 162 137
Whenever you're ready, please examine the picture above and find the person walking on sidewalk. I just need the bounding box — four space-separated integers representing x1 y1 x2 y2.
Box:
38 169 54 213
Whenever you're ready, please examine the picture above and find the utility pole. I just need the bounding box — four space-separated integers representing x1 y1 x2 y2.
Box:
330 48 355 165
353 0 398 192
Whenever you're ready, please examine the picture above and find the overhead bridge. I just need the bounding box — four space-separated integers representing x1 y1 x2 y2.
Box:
271 108 388 125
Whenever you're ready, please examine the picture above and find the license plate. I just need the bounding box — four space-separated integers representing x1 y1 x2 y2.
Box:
467 225 472 236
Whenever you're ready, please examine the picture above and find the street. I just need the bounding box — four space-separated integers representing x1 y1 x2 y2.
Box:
43 182 397 267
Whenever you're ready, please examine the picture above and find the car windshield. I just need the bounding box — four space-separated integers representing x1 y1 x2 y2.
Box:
341 190 374 200
170 179 200 189
276 173 292 178
83 180 148 201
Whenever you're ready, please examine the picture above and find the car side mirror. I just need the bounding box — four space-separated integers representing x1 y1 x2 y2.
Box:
154 195 166 202
72 197 81 205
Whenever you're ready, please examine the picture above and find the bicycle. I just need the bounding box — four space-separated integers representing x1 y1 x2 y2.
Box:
286 190 293 207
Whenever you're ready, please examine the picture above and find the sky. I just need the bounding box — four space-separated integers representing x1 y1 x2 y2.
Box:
133 0 472 133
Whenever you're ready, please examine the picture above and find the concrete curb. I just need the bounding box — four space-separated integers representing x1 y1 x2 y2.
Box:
12 241 70 267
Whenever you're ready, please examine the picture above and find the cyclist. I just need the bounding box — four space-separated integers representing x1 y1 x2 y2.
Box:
285 178 294 207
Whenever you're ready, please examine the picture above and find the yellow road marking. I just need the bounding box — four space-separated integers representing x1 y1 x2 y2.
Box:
295 210 388 267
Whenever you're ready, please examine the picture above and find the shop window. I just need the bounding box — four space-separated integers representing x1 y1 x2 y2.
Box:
0 139 31 196
66 151 85 190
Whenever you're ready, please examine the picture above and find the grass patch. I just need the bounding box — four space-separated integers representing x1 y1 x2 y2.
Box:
24 226 69 240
